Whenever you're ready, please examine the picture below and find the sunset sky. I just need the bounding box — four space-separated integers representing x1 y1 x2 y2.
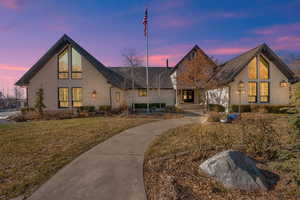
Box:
1 0 300 95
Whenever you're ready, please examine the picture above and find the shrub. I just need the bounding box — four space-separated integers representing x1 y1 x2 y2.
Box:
79 106 95 113
21 107 35 114
230 105 251 113
207 112 222 122
134 103 147 109
289 115 300 144
99 105 112 113
43 110 74 120
165 106 182 113
240 118 280 160
134 103 166 110
208 104 225 112
230 104 293 113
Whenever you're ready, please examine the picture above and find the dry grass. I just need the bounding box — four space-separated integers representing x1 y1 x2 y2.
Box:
144 113 300 199
0 116 156 200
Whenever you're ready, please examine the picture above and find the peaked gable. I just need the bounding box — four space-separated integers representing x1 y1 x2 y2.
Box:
16 34 125 88
213 44 297 85
171 45 217 74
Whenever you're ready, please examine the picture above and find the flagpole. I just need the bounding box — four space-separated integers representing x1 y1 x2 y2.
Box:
145 9 150 113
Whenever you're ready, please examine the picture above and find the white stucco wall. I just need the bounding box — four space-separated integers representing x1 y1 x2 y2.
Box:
27 45 124 110
125 89 176 106
229 54 290 105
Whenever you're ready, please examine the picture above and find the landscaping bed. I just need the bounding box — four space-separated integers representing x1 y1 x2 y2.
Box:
144 113 300 199
0 116 156 200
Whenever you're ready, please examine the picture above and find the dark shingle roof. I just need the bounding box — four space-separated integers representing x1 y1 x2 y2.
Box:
109 67 173 89
15 34 126 88
213 43 297 85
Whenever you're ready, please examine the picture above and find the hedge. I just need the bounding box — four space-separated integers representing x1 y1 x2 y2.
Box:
133 103 166 109
208 104 226 112
230 104 294 114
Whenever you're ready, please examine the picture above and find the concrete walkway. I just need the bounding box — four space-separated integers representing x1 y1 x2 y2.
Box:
27 117 199 200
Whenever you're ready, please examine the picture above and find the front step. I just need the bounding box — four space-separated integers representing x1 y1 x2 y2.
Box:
177 103 204 110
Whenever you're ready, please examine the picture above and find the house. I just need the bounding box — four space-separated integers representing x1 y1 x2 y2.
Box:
16 34 175 110
16 34 297 111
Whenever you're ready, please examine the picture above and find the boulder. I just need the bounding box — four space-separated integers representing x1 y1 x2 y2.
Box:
199 150 269 191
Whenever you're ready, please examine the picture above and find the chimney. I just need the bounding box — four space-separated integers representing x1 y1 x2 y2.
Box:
166 59 169 68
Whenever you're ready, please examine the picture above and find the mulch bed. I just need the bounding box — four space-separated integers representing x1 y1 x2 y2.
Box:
144 150 298 200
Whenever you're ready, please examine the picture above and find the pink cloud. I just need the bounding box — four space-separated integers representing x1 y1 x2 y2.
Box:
253 22 300 35
148 53 181 66
0 0 25 10
152 0 187 11
0 64 28 71
207 47 250 55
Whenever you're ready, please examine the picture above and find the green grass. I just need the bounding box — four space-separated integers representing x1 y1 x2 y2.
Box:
0 116 155 200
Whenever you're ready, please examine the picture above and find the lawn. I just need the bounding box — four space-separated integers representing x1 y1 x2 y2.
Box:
0 116 156 200
144 113 300 200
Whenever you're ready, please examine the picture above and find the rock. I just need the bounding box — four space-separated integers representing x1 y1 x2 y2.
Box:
199 150 269 191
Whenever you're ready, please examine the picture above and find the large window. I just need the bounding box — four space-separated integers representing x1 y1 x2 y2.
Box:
260 82 269 103
248 82 257 103
58 88 69 108
71 48 82 79
58 49 69 79
247 55 270 103
138 89 147 97
259 56 269 80
72 88 82 107
247 58 257 80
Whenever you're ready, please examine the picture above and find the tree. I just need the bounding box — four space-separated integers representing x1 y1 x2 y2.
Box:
35 88 46 116
122 48 144 67
176 50 217 110
14 86 24 100
122 49 144 112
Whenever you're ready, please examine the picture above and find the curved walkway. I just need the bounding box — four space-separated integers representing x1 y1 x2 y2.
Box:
27 117 199 200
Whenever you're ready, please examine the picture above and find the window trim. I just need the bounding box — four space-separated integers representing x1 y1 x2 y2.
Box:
248 81 257 103
138 89 147 97
58 87 69 108
57 47 70 80
71 87 83 107
259 81 270 103
71 48 82 79
259 55 270 80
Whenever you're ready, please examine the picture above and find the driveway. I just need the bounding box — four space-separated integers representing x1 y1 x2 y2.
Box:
27 117 199 200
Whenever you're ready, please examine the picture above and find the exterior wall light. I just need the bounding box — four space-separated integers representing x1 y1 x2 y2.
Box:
91 90 97 99
280 80 288 87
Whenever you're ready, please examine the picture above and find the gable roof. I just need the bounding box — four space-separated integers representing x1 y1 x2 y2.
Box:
109 67 173 89
212 43 297 85
171 45 217 74
15 34 125 88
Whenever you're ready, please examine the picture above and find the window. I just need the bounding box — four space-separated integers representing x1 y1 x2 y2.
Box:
72 88 82 107
138 89 147 97
58 88 69 108
260 82 269 103
259 56 269 80
247 58 257 80
72 48 82 79
58 49 69 79
248 82 257 103
116 91 121 103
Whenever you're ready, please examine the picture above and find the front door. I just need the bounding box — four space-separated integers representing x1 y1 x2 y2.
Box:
182 90 194 103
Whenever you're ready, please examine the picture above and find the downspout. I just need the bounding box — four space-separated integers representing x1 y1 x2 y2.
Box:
109 86 112 108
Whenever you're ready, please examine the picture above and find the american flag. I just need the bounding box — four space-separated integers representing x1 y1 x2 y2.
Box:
143 9 148 37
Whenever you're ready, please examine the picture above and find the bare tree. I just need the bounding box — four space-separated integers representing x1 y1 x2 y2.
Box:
14 86 24 100
177 51 218 110
122 48 144 67
122 49 144 112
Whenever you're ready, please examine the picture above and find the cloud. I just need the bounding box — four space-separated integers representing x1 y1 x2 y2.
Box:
0 0 26 10
0 64 28 71
209 12 246 19
253 22 300 35
148 53 181 66
207 47 250 55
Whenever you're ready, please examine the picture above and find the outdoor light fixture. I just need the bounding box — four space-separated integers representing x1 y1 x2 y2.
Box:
280 80 288 87
238 80 245 90
91 90 97 99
